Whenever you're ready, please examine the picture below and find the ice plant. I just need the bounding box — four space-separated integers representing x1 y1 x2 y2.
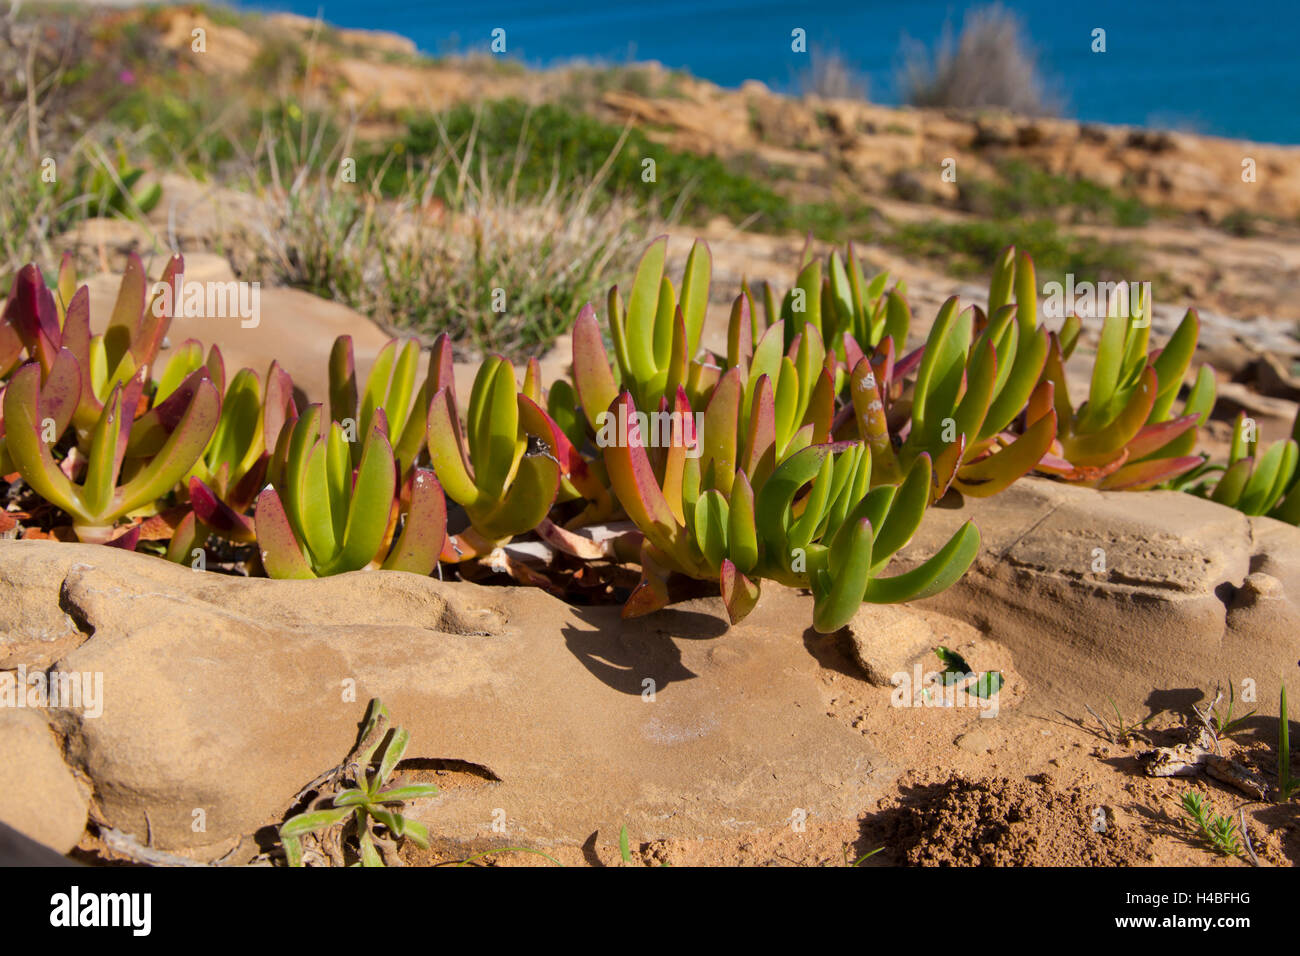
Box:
811 242 912 356
328 334 433 474
1036 285 1212 490
571 235 717 425
864 250 1055 500
153 344 298 560
2 355 219 545
600 387 980 631
426 351 569 559
12 254 183 436
255 405 446 578
1184 410 1300 523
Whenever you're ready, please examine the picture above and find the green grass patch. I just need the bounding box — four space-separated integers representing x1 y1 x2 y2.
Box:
368 98 874 238
958 160 1152 227
886 218 1145 287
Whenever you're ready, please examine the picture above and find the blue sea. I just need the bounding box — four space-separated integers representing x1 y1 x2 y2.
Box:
234 0 1300 145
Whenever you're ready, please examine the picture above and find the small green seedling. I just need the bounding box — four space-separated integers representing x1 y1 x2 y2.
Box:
1085 698 1154 745
279 699 438 867
616 824 668 866
1278 684 1298 803
1199 682 1256 740
933 645 1003 700
844 846 884 866
1179 791 1244 859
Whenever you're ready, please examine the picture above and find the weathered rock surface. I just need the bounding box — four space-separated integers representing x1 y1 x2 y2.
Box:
2 480 1297 859
846 604 936 687
1 540 889 860
0 709 90 854
0 542 88 670
897 478 1300 708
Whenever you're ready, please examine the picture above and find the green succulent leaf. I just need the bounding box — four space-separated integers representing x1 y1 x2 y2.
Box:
811 517 873 634
692 489 730 573
325 424 397 574
255 487 316 579
382 469 447 575
863 521 981 604
279 807 352 839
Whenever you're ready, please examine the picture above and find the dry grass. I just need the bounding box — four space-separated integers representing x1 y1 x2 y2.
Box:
0 4 646 360
798 46 869 101
900 3 1057 116
222 106 646 359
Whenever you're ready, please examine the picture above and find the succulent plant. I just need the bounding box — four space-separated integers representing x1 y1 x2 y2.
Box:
279 699 438 867
855 250 1056 501
814 241 912 356
152 344 298 560
255 404 445 578
1036 283 1212 491
1183 410 1300 522
572 235 718 425
2 353 219 545
600 385 979 631
426 348 570 560
1 253 185 439
0 235 1247 634
328 334 433 474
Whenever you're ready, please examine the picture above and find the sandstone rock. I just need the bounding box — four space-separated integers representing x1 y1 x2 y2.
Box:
0 542 90 670
748 95 821 149
336 27 418 57
3 541 888 859
846 604 936 687
899 478 1299 708
1254 352 1300 401
0 709 89 855
156 10 260 75
0 821 80 866
146 174 263 248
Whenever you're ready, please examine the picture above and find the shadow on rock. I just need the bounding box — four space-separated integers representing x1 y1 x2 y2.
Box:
560 604 729 695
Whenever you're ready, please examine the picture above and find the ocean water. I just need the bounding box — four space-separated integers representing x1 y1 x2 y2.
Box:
235 0 1300 145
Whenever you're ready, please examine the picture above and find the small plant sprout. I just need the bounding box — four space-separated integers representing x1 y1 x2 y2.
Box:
844 845 885 866
1277 684 1298 803
616 824 668 866
1193 682 1256 741
279 699 438 867
1179 791 1244 860
1085 698 1154 745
